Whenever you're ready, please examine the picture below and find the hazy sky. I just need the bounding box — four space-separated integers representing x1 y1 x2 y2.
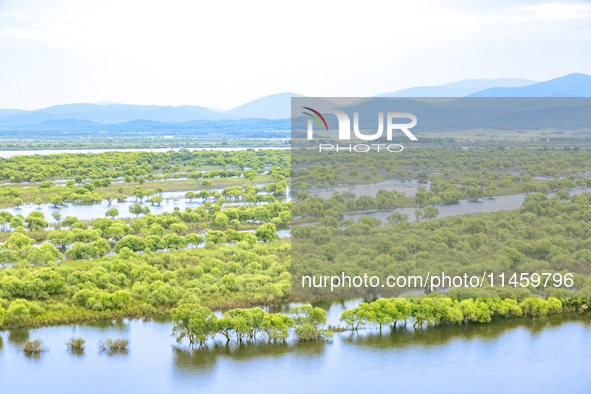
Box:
1 0 590 110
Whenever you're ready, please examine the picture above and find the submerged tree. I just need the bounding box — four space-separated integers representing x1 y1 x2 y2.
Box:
171 304 218 346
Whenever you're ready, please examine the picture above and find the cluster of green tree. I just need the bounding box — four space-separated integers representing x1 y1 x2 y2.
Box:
291 190 591 298
0 148 289 184
170 303 330 346
1 132 588 152
292 193 434 226
292 191 416 225
2 193 291 233
291 146 591 191
424 173 591 204
293 161 591 214
0 137 289 151
339 296 569 331
0 164 289 209
0 201 288 264
0 238 291 329
0 210 48 231
0 175 290 209
184 181 288 204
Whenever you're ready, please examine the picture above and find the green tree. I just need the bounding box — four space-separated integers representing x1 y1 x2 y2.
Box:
169 223 188 234
5 232 32 251
255 223 279 242
51 211 62 223
149 223 165 236
10 216 24 229
50 196 63 208
422 205 439 220
415 209 423 222
467 186 484 202
185 234 204 246
387 212 408 224
386 298 411 326
149 196 163 206
356 195 375 212
26 212 48 230
129 203 145 218
131 187 145 202
5 299 30 324
47 230 75 249
262 313 294 342
216 315 236 343
210 213 229 229
244 169 256 180
290 305 331 341
164 233 187 250
340 304 370 331
184 191 196 201
103 224 126 242
368 299 393 330
171 304 218 346
105 208 119 219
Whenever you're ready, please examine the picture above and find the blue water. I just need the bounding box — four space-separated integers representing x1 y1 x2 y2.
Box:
0 300 590 394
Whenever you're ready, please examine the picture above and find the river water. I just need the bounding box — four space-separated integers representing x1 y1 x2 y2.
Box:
0 298 590 394
344 186 591 224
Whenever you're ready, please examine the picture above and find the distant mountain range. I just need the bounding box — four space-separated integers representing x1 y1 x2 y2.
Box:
292 96 591 133
223 92 306 119
0 103 236 125
467 73 591 97
0 117 290 132
0 73 589 130
375 78 538 97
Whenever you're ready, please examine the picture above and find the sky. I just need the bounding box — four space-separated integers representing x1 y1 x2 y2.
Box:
1 0 590 110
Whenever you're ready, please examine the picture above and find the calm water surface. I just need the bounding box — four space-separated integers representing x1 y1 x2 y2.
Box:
344 186 591 224
0 299 590 394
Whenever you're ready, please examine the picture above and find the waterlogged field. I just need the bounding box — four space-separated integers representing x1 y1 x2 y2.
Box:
290 147 591 297
1 145 591 392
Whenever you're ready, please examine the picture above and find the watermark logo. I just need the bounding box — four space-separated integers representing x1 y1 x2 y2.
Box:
304 108 418 141
302 107 329 133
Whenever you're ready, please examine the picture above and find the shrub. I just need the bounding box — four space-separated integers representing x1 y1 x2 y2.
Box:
66 337 85 351
23 339 46 353
99 338 129 352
